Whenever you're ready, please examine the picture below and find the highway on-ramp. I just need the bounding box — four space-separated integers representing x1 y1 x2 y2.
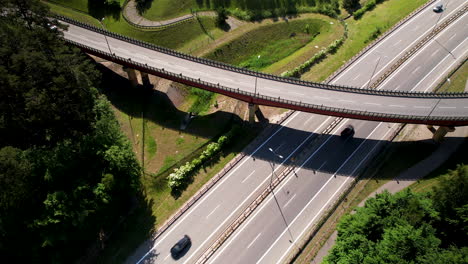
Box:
124 0 467 263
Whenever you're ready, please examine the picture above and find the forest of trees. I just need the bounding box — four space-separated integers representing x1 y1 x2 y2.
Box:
324 165 468 264
0 0 140 262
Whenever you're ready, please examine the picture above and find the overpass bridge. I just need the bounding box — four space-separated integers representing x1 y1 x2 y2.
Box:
58 16 468 126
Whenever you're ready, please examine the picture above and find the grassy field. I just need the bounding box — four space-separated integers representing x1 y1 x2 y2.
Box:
47 0 89 12
409 140 468 193
436 60 468 93
46 1 101 27
302 0 429 82
97 122 260 263
46 0 221 50
264 14 343 74
205 18 327 70
103 13 222 50
140 0 340 21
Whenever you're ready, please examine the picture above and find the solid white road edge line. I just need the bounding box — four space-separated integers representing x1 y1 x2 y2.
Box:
275 124 397 264
332 3 462 83
205 119 348 264
255 123 385 264
378 11 468 89
135 111 302 263
412 35 468 92
180 116 334 264
422 39 468 92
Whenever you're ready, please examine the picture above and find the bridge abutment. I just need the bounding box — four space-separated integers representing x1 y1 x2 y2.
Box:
427 125 456 142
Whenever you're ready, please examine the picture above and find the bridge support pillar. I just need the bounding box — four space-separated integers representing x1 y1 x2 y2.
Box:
429 126 456 142
140 71 151 87
248 103 258 123
123 67 138 87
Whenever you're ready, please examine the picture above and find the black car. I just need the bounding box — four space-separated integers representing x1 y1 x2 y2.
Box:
340 125 355 138
171 235 191 258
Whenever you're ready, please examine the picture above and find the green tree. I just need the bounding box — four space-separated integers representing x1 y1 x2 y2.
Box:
431 165 468 247
324 190 440 264
0 1 141 262
343 0 360 13
215 7 228 27
0 3 99 148
0 147 36 257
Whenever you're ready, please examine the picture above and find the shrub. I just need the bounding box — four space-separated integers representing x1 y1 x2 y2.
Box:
215 7 228 27
353 0 387 19
327 38 344 54
167 125 240 190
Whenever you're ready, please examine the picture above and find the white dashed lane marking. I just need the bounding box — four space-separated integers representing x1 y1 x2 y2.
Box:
247 233 262 249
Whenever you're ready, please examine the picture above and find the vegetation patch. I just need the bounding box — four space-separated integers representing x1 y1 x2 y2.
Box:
167 125 240 192
302 0 429 82
324 165 468 263
140 0 340 21
353 0 388 19
0 2 141 262
46 1 101 27
47 0 89 13
46 0 222 50
206 18 327 70
436 60 468 93
282 22 347 78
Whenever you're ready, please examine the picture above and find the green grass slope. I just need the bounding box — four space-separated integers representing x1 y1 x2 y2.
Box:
206 18 327 70
141 0 339 20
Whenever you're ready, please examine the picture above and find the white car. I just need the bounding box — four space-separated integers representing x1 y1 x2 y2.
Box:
47 23 57 30
433 4 443 13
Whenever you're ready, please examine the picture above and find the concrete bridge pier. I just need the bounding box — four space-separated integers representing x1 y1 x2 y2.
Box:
427 125 456 142
140 71 152 87
248 103 259 123
123 67 139 87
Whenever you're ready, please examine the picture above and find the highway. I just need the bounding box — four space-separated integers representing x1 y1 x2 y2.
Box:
59 3 468 125
121 0 468 263
206 1 468 263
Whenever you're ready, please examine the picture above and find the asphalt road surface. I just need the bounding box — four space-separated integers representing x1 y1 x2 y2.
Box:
121 0 467 263
60 2 468 122
206 2 468 263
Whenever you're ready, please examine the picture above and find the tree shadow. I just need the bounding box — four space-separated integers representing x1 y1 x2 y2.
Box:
135 0 153 15
218 21 231 32
88 0 121 20
96 191 157 263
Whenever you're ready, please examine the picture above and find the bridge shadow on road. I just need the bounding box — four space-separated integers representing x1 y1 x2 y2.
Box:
93 59 468 264
97 62 467 181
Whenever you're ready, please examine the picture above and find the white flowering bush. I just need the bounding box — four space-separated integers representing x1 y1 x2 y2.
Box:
167 126 239 190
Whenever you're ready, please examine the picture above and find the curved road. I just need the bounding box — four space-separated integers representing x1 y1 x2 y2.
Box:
117 1 468 264
60 4 468 125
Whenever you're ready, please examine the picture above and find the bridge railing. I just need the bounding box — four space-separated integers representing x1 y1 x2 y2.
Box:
57 15 468 99
66 38 468 125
